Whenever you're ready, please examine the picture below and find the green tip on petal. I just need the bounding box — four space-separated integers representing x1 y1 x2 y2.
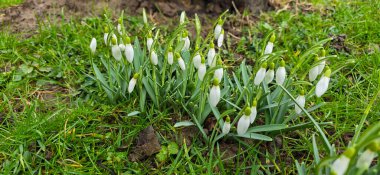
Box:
252 99 257 107
125 36 131 44
111 37 117 45
104 26 109 33
133 73 139 79
147 32 152 38
244 107 251 116
300 89 305 96
324 68 332 77
175 53 181 60
269 62 275 69
269 33 276 43
343 147 356 158
280 60 285 67
168 47 173 52
261 62 268 68
225 116 230 123
218 18 223 25
213 78 219 86
210 42 214 48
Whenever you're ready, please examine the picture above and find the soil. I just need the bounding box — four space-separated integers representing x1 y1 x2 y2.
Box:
0 0 274 35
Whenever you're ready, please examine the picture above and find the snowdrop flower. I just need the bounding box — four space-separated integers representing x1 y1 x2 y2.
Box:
295 90 305 114
207 42 216 67
90 38 96 54
150 50 158 65
119 44 125 51
250 99 257 124
147 32 153 52
309 56 320 82
222 116 231 134
264 62 275 84
176 53 186 71
193 47 201 69
331 147 355 175
104 26 109 45
213 59 223 81
198 57 206 81
124 37 134 63
264 34 275 55
214 18 223 40
315 68 331 97
128 73 139 93
356 141 380 170
180 11 186 25
167 47 174 65
217 30 224 48
111 37 122 61
142 8 148 25
276 60 286 85
117 18 122 35
254 62 267 85
181 31 190 51
209 78 221 107
237 107 251 135
318 49 326 75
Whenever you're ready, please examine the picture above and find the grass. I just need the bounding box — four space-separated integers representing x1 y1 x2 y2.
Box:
0 0 23 8
1 0 380 174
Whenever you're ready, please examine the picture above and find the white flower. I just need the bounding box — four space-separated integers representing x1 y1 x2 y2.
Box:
214 19 223 40
180 11 186 25
178 56 186 71
214 68 223 82
167 51 174 65
315 69 331 97
217 30 224 47
182 36 190 51
237 108 251 135
276 60 286 85
117 23 122 35
128 74 138 93
295 93 305 114
111 37 122 61
119 44 126 51
193 53 201 69
309 66 319 82
222 117 231 134
147 37 153 52
90 38 96 54
331 155 351 175
264 63 274 84
150 50 158 65
250 100 257 124
356 149 377 170
125 43 134 63
264 34 276 55
207 43 216 67
254 63 267 85
318 60 326 75
209 79 221 107
104 33 109 45
198 63 206 81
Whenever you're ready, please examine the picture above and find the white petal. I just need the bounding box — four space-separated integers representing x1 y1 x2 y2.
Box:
318 60 326 75
264 69 274 84
316 76 330 97
198 64 206 81
254 68 266 85
222 123 231 134
117 24 122 34
209 86 220 107
168 52 174 65
207 48 216 67
128 78 137 93
193 54 201 69
147 38 153 52
151 50 158 65
112 45 122 61
331 155 350 175
275 67 286 85
217 33 224 47
356 150 377 169
237 115 250 135
180 11 186 24
104 33 109 45
264 42 274 55
178 58 186 71
214 68 223 82
250 107 257 124
295 95 305 114
182 37 190 51
125 44 134 63
214 25 222 40
309 66 319 82
119 44 126 51
90 38 97 54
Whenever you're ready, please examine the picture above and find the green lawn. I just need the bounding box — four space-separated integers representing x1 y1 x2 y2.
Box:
1 0 380 174
0 0 23 8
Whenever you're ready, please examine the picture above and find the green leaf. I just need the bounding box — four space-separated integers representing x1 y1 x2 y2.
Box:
241 60 249 86
20 64 33 74
247 124 287 133
156 146 168 162
142 77 158 106
168 142 179 155
174 121 195 128
127 111 140 117
235 133 273 141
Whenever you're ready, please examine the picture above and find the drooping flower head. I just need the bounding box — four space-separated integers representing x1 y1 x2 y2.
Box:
193 46 202 69
150 50 158 65
222 116 231 134
295 89 305 114
198 56 206 81
209 78 221 107
264 62 275 84
331 147 356 175
264 33 275 55
318 49 326 75
176 53 186 71
214 18 223 40
250 99 257 124
167 47 174 65
147 32 153 52
111 37 122 61
356 141 380 170
237 107 251 135
104 26 109 45
309 56 320 82
213 59 224 82
276 60 286 85
124 36 134 63
207 42 216 67
181 30 190 51
128 73 139 93
90 38 97 54
316 68 331 97
217 29 224 48
254 62 267 85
